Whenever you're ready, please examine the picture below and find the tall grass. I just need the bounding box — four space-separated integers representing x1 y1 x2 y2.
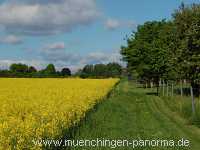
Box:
141 81 200 127
161 91 200 127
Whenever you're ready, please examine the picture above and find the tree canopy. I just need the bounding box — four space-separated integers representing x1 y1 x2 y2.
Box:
121 3 200 89
0 63 72 78
61 68 71 76
80 63 122 78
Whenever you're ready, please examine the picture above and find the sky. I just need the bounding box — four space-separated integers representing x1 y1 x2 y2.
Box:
0 0 199 72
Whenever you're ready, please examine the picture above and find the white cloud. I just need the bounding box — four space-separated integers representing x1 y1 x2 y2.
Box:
105 19 120 30
0 35 23 45
40 42 122 65
0 0 99 35
81 52 121 64
0 59 47 70
105 18 136 30
40 42 80 62
44 42 65 50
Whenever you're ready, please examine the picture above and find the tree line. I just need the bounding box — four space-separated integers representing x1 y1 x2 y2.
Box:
0 62 122 78
121 3 200 97
0 63 71 78
77 63 122 78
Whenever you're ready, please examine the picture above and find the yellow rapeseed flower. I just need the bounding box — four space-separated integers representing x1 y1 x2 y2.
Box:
0 78 119 149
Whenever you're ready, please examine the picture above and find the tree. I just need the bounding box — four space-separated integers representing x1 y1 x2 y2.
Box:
80 63 122 78
0 70 10 77
121 21 171 86
121 19 182 95
81 65 94 78
173 3 200 95
1 63 74 78
61 68 71 76
44 64 56 74
28 66 37 73
106 63 122 77
10 63 28 73
93 64 107 77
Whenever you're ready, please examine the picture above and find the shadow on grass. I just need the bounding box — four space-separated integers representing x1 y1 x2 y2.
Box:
146 92 158 96
175 88 191 96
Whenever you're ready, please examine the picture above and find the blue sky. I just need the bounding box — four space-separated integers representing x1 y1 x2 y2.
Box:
0 0 199 71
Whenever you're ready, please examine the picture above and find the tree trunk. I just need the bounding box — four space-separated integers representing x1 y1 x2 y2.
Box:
180 80 183 97
190 86 195 115
167 82 169 96
156 79 159 96
159 79 162 87
151 82 153 88
162 80 165 96
171 83 174 97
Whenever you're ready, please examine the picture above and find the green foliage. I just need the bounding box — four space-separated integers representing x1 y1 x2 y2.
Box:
44 64 56 74
28 66 37 73
61 68 71 76
1 62 121 79
106 63 122 77
93 64 107 77
0 70 12 77
82 65 94 76
80 63 122 78
10 63 29 73
173 3 200 83
0 63 72 78
121 3 200 86
121 21 173 83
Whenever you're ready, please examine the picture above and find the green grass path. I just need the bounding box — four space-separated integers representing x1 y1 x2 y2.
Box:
71 80 200 150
